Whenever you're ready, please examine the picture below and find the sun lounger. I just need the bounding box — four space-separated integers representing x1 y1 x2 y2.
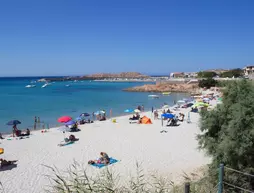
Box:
90 158 118 168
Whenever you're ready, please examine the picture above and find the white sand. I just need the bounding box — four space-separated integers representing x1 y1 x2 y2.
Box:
0 106 212 193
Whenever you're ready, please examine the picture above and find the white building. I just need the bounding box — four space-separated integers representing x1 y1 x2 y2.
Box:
243 65 254 76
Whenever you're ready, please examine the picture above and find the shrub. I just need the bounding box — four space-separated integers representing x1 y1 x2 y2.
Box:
198 78 218 88
197 80 254 192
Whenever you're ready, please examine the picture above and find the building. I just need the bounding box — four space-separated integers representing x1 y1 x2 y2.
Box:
170 72 185 78
184 72 198 78
243 65 254 76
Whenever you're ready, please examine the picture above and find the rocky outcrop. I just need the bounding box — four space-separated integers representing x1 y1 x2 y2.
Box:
124 82 199 93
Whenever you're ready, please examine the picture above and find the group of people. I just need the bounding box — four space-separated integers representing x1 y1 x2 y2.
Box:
12 125 30 137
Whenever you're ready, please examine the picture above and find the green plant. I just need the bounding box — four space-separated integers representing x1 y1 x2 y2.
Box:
197 71 217 78
198 78 218 88
46 161 217 193
197 79 254 192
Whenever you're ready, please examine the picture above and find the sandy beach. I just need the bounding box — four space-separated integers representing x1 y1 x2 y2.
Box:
0 103 213 193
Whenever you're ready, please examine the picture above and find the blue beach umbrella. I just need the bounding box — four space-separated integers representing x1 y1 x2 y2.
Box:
65 120 76 126
161 113 175 119
94 111 105 115
124 109 134 113
80 113 90 117
7 120 21 125
76 117 83 121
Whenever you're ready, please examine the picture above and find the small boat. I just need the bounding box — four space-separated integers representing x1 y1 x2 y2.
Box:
25 85 36 88
42 83 49 88
148 95 159 99
162 92 171 95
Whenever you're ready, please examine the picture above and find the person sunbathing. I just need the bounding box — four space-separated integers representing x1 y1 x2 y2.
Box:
100 152 110 164
129 114 140 120
88 152 110 165
0 158 17 168
58 135 78 146
21 128 30 136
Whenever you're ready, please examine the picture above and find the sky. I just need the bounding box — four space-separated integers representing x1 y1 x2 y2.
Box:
0 0 254 76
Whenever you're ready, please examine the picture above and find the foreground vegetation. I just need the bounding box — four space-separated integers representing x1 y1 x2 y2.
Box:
46 162 216 193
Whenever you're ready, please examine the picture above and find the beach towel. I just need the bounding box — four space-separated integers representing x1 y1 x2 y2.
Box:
58 141 74 147
91 158 118 168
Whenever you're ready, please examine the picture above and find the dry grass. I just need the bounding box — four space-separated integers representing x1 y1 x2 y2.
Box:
45 162 216 193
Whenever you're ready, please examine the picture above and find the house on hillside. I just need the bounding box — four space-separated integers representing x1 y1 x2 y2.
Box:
170 72 185 78
243 65 254 76
184 72 198 78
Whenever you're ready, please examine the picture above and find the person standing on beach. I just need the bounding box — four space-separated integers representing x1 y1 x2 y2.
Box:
92 112 95 121
141 105 144 112
34 116 37 130
110 109 112 118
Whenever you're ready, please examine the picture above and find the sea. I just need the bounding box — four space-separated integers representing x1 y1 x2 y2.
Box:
0 77 188 133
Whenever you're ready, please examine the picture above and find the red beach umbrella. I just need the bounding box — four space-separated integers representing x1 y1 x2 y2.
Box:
58 116 72 123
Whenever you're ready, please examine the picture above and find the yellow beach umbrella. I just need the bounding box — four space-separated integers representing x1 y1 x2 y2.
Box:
0 148 4 155
193 102 209 108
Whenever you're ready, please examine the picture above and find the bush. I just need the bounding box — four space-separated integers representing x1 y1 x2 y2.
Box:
220 68 244 78
197 71 217 78
197 80 254 192
198 78 218 88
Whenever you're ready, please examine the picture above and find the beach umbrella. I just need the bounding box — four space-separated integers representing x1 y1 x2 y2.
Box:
193 102 209 108
161 113 175 119
6 120 21 125
124 109 134 113
134 109 141 113
94 111 101 115
162 105 169 109
80 113 90 117
65 120 76 126
0 148 4 155
58 116 72 123
94 111 105 115
76 117 83 121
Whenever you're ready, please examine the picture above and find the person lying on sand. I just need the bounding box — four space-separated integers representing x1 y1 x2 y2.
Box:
88 152 110 165
0 158 17 168
20 128 30 136
58 135 79 146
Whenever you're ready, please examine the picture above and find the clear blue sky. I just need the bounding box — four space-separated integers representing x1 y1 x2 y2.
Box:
0 0 254 76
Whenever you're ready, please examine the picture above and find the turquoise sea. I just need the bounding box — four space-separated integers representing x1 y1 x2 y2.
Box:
0 77 188 133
